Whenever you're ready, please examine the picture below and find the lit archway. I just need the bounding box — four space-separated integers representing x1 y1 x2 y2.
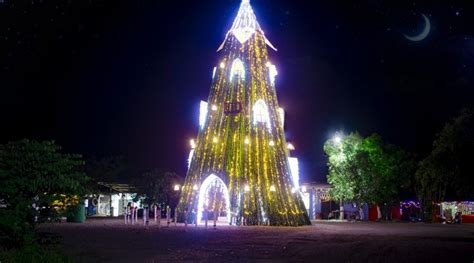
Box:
197 174 231 224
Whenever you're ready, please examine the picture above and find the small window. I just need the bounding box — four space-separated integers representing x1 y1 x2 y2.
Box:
230 58 245 81
252 99 271 131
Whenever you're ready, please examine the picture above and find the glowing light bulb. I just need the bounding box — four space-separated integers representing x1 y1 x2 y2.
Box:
193 184 198 191
266 61 271 67
190 139 196 149
244 185 250 192
287 143 295 150
244 137 249 145
220 62 225 69
211 104 218 111
213 137 218 143
269 185 276 192
269 140 275 146
174 184 180 191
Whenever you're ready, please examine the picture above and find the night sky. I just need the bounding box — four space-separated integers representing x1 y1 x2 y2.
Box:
1 0 473 182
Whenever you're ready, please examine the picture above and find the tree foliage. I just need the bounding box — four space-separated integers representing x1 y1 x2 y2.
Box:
416 109 474 202
132 169 182 206
324 132 362 202
0 139 88 248
324 132 414 205
84 156 127 193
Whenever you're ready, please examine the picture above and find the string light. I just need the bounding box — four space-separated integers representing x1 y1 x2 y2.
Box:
187 149 194 169
190 139 196 149
244 185 250 192
177 0 310 226
288 157 300 190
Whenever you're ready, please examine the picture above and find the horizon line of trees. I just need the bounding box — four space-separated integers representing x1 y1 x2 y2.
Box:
324 108 474 221
0 139 182 256
1 108 472 257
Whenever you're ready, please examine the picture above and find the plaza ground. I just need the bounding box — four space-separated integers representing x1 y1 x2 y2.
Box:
39 218 474 262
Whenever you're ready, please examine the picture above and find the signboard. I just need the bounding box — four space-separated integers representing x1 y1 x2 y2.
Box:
224 102 243 115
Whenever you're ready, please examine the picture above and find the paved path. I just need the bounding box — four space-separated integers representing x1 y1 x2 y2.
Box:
39 218 474 262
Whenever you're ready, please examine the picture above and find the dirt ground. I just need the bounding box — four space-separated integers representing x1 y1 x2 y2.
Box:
38 218 474 262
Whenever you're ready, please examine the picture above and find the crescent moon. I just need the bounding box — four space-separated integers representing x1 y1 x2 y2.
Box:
404 14 431 42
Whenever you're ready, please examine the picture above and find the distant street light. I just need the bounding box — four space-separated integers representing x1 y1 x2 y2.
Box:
269 185 276 192
174 184 180 191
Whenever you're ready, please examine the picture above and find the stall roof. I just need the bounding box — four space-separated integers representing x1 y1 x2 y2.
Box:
97 182 136 193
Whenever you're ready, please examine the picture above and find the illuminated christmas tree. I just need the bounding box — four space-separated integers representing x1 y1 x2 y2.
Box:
177 0 310 226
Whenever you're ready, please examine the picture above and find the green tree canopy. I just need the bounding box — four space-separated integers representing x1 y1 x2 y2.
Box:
324 132 414 206
324 132 362 203
416 109 474 202
0 139 88 247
